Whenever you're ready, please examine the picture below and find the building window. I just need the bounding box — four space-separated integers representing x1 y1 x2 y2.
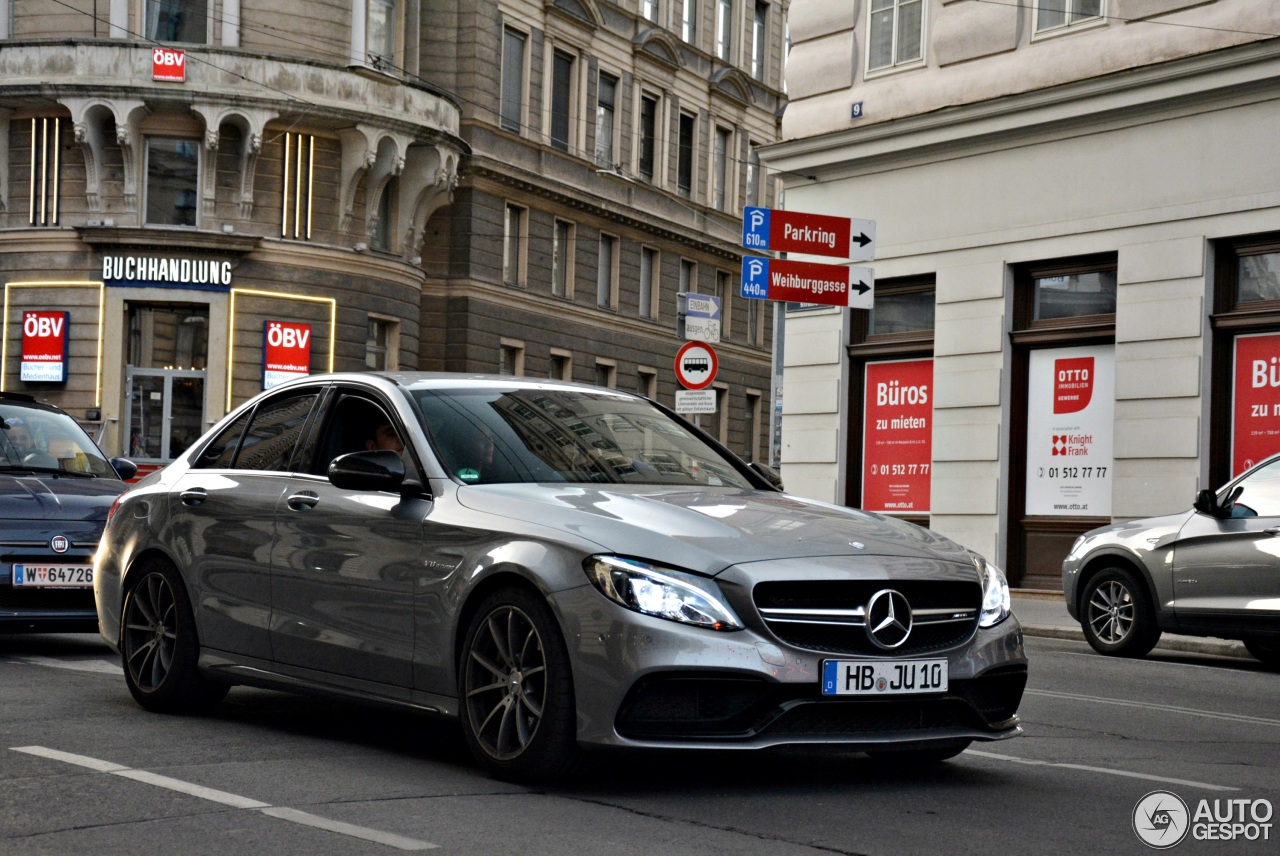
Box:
713 126 732 211
747 291 760 345
715 0 733 61
371 177 396 252
596 73 617 166
1035 0 1104 34
501 28 526 134
642 0 660 23
715 269 733 336
745 390 762 462
638 94 658 183
594 360 616 388
281 132 315 240
367 0 397 68
746 144 761 207
1031 268 1117 321
598 234 619 309
640 247 659 319
499 340 525 376
679 259 697 294
550 49 575 153
146 0 208 42
366 317 399 370
677 113 695 198
503 203 527 286
868 0 924 72
638 367 658 399
28 118 63 227
552 219 575 298
1235 247 1280 305
752 2 768 80
869 287 936 335
549 350 572 380
683 0 698 43
145 137 199 227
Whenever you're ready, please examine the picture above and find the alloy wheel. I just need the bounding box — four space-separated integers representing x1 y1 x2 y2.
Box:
123 572 179 692
1087 579 1135 645
463 605 548 761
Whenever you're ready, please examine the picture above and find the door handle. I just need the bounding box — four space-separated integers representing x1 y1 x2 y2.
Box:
287 491 320 511
179 487 207 506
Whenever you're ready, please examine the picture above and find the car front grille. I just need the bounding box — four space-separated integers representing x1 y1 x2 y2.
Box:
753 580 981 656
615 666 1027 742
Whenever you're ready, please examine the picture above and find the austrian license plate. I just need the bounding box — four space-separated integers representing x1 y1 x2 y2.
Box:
12 564 94 588
821 659 948 696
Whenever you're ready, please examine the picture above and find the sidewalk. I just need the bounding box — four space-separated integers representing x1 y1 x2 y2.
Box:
1011 589 1250 659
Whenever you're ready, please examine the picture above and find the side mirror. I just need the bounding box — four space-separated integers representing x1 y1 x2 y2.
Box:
749 461 784 491
110 458 138 480
1194 486 1242 519
328 450 405 492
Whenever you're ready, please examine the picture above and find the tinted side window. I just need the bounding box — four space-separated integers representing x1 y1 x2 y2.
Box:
235 393 319 472
1232 459 1280 517
309 393 400 476
193 411 251 469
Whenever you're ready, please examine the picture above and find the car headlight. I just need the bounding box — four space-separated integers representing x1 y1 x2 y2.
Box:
971 552 1011 628
584 556 743 631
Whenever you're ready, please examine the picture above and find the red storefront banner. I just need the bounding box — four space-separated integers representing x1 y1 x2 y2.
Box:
20 310 70 382
862 359 933 514
152 47 186 82
1232 332 1280 475
262 321 312 390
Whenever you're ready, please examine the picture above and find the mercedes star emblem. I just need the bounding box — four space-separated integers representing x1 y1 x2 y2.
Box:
865 588 913 649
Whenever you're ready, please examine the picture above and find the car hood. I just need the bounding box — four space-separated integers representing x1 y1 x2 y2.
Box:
454 484 973 575
0 474 125 522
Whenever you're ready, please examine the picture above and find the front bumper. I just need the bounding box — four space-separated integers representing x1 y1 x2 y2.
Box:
552 585 1027 751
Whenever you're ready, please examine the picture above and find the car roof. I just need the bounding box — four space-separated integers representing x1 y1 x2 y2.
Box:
269 371 645 398
0 392 76 417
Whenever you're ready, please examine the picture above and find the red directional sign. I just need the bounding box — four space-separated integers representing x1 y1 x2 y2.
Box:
741 206 875 261
741 256 874 309
675 341 718 390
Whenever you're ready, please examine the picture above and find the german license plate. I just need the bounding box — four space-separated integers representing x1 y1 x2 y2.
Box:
12 564 94 588
821 659 948 696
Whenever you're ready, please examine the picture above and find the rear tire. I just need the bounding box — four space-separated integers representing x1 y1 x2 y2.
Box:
121 557 228 712
1079 567 1161 658
1243 636 1280 669
458 586 579 783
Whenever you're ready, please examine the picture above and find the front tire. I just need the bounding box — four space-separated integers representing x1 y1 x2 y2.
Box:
1080 567 1160 658
458 586 578 782
1244 636 1280 669
121 558 228 712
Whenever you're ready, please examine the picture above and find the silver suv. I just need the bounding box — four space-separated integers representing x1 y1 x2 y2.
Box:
1063 454 1280 667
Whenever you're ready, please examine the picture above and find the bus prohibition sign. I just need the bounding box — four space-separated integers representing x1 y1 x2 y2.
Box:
675 341 718 390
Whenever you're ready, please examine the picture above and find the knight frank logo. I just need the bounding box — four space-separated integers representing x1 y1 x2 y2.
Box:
1054 356 1094 415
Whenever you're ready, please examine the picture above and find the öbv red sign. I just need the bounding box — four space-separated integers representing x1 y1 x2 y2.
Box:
21 311 70 383
262 321 312 390
153 47 186 82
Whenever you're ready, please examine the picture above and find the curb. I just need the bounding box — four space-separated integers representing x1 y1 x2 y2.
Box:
1019 624 1252 659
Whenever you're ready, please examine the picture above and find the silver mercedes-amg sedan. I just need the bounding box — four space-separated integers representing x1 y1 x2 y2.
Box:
95 373 1026 781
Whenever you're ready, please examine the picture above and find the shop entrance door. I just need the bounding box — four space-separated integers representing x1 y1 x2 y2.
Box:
124 368 206 463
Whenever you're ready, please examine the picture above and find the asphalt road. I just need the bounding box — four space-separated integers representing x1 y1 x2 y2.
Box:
2 632 1277 855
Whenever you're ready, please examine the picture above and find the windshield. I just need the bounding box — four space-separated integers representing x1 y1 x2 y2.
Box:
413 387 752 488
0 405 117 478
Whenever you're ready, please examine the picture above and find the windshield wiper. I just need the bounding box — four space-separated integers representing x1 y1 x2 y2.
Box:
0 464 97 478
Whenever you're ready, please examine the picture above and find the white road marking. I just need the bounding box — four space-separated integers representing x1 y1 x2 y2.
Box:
10 746 437 851
263 807 438 851
966 750 1239 792
1026 688 1280 728
15 655 121 675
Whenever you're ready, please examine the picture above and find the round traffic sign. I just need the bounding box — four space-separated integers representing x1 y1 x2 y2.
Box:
675 341 718 390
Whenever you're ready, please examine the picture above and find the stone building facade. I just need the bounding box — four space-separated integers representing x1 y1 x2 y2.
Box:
0 0 785 471
764 0 1280 588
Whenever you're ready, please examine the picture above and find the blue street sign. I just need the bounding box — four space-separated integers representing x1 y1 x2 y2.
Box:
741 206 771 251
741 256 770 299
685 294 721 319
